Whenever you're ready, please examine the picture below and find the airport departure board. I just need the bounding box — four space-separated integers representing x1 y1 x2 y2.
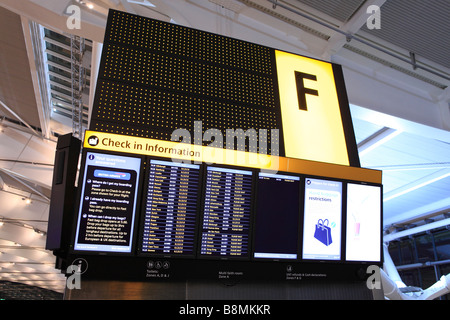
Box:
61 7 384 282
69 147 383 282
140 160 201 256
199 167 253 258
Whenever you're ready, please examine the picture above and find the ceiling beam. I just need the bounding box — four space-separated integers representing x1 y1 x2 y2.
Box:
384 217 450 241
383 168 450 202
371 162 450 172
20 17 52 139
321 0 387 60
438 86 450 131
119 0 137 14
357 126 400 156
0 100 41 138
0 168 51 202
384 196 450 227
350 104 450 144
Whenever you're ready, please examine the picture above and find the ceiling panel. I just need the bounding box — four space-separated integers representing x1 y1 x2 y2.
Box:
0 6 41 129
360 132 450 168
383 175 450 222
294 0 366 22
362 0 450 69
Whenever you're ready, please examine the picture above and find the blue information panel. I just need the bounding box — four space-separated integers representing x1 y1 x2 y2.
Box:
74 152 142 253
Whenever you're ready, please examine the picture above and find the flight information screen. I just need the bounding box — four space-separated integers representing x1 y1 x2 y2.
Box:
253 172 301 260
140 160 201 256
74 152 142 253
199 166 253 259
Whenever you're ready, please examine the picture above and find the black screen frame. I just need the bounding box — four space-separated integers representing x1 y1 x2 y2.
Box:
136 157 204 259
252 170 303 262
70 149 145 256
67 149 382 281
197 163 257 261
342 180 384 265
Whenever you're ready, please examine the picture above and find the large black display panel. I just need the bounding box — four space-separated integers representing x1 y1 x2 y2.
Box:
199 166 253 259
139 159 201 256
90 9 282 155
253 172 301 260
73 151 142 253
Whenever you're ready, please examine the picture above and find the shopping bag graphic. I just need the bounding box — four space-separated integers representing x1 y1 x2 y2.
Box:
314 219 332 246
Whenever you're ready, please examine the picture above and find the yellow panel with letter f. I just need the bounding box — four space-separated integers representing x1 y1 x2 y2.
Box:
275 50 350 166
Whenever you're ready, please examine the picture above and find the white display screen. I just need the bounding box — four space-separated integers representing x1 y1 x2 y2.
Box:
302 178 342 260
345 183 382 262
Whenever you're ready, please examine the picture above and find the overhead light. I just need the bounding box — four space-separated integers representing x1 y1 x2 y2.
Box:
22 197 32 204
75 0 95 9
34 228 45 236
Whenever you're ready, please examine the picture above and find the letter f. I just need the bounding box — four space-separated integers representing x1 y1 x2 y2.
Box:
295 71 319 111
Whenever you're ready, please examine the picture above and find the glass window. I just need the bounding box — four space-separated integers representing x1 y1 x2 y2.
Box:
420 266 438 290
388 241 402 265
386 227 450 300
399 269 420 287
399 238 416 264
415 233 437 262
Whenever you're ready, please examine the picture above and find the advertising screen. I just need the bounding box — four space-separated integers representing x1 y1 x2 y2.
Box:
139 159 201 256
253 172 301 260
302 178 342 261
199 166 253 259
73 151 142 253
345 183 382 262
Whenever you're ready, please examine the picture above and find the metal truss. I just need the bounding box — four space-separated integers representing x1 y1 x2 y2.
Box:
70 35 86 139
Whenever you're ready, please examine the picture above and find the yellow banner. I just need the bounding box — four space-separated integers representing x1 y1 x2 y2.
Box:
83 130 280 171
83 131 381 184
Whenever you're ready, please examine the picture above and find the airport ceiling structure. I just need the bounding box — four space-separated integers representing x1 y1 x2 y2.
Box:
0 0 449 296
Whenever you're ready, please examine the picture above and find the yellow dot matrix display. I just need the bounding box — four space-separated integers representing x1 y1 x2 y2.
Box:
107 10 272 74
90 10 282 154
